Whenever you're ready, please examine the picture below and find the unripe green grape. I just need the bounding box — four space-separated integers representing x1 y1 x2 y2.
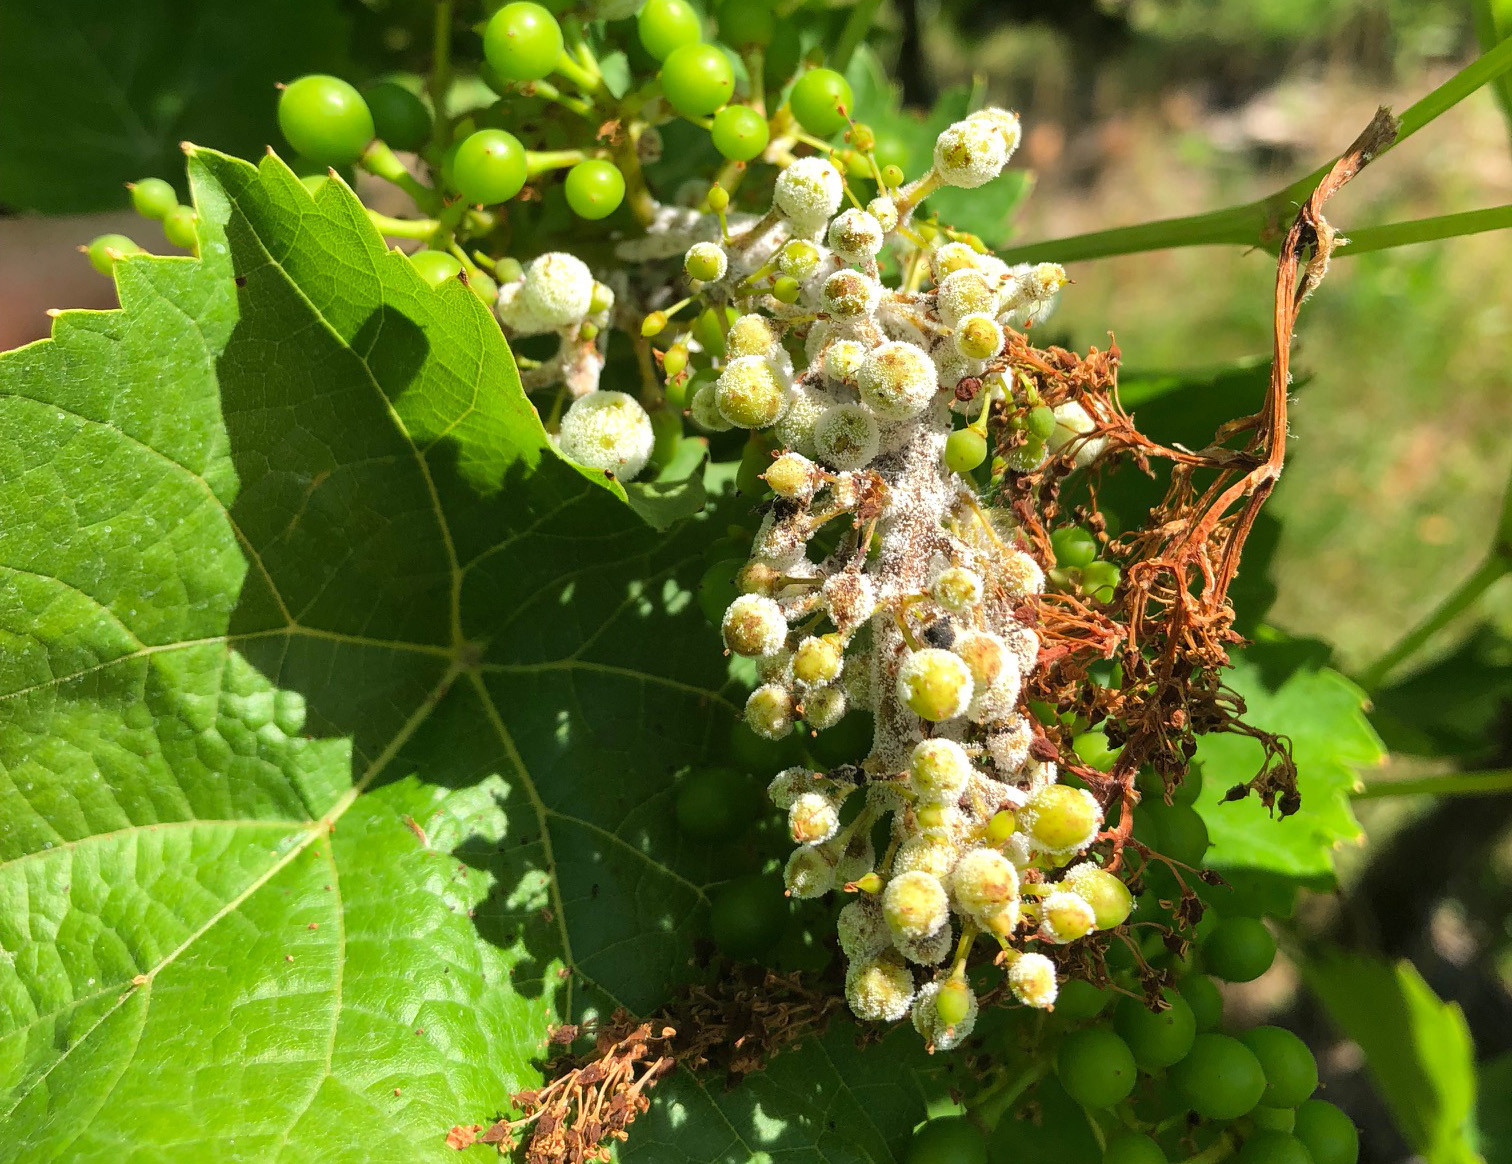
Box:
649 406 682 468
1240 1026 1319 1109
642 311 669 338
162 206 198 251
685 241 728 282
1022 784 1102 857
129 177 177 221
676 766 757 840
1234 1132 1314 1164
364 81 432 151
1150 802 1209 866
1293 1101 1359 1164
1026 404 1058 441
789 67 853 136
86 233 144 275
469 269 499 307
773 276 802 303
1062 863 1133 929
1204 916 1277 983
483 2 564 83
410 250 463 287
1053 978 1112 1021
278 75 374 167
1253 1107 1298 1133
663 343 690 380
1052 526 1097 569
638 0 702 62
1170 1034 1267 1120
698 557 745 626
660 43 735 117
1104 1134 1167 1164
1057 1028 1138 1109
564 159 626 219
710 874 787 958
693 305 737 356
452 129 528 203
945 428 987 473
1071 729 1119 773
905 1116 988 1164
1081 560 1121 603
935 978 973 1027
711 104 770 161
718 0 775 47
1114 989 1196 1070
1178 974 1224 1032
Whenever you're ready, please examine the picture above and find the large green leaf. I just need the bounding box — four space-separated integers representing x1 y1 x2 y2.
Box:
0 149 750 1160
1194 641 1384 887
1309 955 1482 1164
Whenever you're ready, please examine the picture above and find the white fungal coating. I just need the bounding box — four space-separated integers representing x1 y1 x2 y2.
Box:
803 685 847 729
867 196 899 233
912 980 979 1050
838 899 890 961
721 593 788 657
882 871 950 941
1039 890 1098 944
909 739 973 802
689 382 734 432
845 956 916 1022
789 791 841 845
828 208 885 262
745 683 796 739
814 404 881 470
896 925 954 966
823 340 866 384
952 630 1012 690
821 269 883 320
896 648 975 722
556 391 655 480
1006 952 1059 1009
952 848 1020 918
933 118 1011 189
936 269 998 328
767 766 815 809
773 157 845 234
930 241 981 283
931 566 983 613
893 834 960 884
766 451 817 501
966 106 1023 156
727 313 781 358
716 355 790 429
784 845 836 898
857 341 937 419
516 252 595 329
954 313 1004 361
773 383 828 456
999 550 1046 598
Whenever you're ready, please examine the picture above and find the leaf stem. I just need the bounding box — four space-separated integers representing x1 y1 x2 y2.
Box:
366 209 442 240
1353 768 1512 799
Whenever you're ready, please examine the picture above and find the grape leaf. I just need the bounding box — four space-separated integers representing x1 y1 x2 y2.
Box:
1194 640 1384 887
0 0 351 214
0 148 753 1160
1308 955 1483 1164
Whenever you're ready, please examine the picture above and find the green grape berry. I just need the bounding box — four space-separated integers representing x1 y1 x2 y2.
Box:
364 81 432 152
1104 1134 1167 1164
1240 1026 1319 1109
1027 403 1058 441
712 104 770 162
675 766 757 840
638 0 703 62
1178 974 1224 1032
85 233 144 275
1053 978 1112 1021
1071 729 1119 773
1234 1132 1314 1164
452 129 528 204
698 558 744 626
1052 526 1098 569
564 159 626 219
1057 1028 1138 1108
1253 1106 1298 1133
410 250 464 287
277 74 374 167
1114 989 1196 1070
718 0 775 47
905 1116 988 1164
710 873 788 959
483 2 564 83
1204 916 1277 983
789 68 854 136
1293 1101 1359 1164
660 43 736 117
162 206 199 251
1170 1033 1267 1120
1150 802 1209 867
1081 560 1121 603
128 177 178 221
945 428 988 474
693 305 739 356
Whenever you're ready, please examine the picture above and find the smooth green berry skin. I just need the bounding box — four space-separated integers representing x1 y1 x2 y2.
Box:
1178 974 1224 1032
698 558 745 626
1293 1101 1359 1164
483 2 564 83
1057 1028 1138 1109
905 1116 988 1164
410 250 463 287
710 874 787 959
660 43 736 117
563 159 626 219
693 305 738 356
162 206 199 251
1240 1026 1319 1109
789 68 854 136
711 104 770 161
1104 1134 1167 1164
129 177 177 221
278 75 374 167
638 0 703 61
1071 729 1119 773
675 766 756 840
1234 1132 1315 1164
452 129 529 204
1052 526 1098 569
1081 560 1121 603
945 427 988 473
1150 802 1209 866
1170 1034 1267 1120
1053 978 1112 1021
85 234 143 275
364 82 432 151
1027 403 1058 440
1114 989 1196 1069
717 0 775 46
1204 916 1277 983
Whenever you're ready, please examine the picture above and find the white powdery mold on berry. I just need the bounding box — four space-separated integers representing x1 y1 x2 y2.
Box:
814 403 881 471
773 156 845 235
821 569 877 634
858 340 937 420
803 685 848 730
952 847 1020 918
745 683 797 739
986 715 1034 775
767 766 817 809
999 549 1046 598
897 925 954 966
828 208 886 263
935 268 999 329
934 118 1011 188
716 355 791 429
845 956 916 1023
1006 952 1059 1009
1049 400 1109 468
823 339 866 384
727 312 781 359
966 106 1023 157
896 647 975 723
785 844 837 898
912 980 979 1050
556 390 656 480
834 831 876 883
689 382 735 432
516 251 595 330
838 898 890 961
930 566 983 613
867 196 900 233
951 629 1012 690
772 382 831 458
822 269 883 320
721 593 789 657
883 870 950 941
966 666 1024 725
1001 625 1041 673
954 312 1004 361
1038 890 1098 944
909 738 973 802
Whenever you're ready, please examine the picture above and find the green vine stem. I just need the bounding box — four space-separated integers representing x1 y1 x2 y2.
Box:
1339 204 1512 253
965 1059 1049 1133
1354 769 1512 799
998 36 1512 264
428 0 454 152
